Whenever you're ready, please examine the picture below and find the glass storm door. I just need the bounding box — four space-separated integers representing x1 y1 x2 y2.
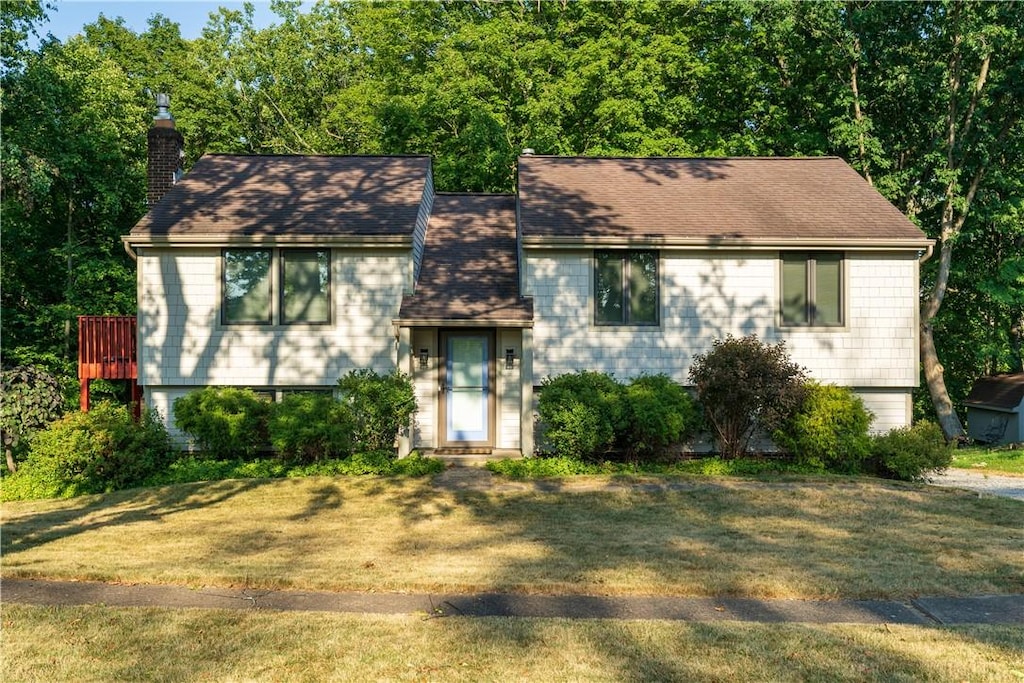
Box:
444 334 490 444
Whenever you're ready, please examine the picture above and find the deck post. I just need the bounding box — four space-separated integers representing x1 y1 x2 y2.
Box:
80 378 90 412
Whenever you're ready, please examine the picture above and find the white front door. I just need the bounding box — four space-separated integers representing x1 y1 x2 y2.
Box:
442 332 491 445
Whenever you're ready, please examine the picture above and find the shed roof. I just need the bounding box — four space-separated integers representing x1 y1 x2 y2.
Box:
517 156 930 245
130 154 431 240
965 373 1024 411
398 194 533 325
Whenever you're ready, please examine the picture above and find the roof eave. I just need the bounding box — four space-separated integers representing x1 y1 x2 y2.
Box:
393 317 534 328
520 236 935 251
123 234 414 249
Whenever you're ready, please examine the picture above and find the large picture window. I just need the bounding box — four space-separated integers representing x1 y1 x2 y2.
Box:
595 250 659 325
223 249 331 325
781 252 843 327
223 249 272 324
281 250 330 324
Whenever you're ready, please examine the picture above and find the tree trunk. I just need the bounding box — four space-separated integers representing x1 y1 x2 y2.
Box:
6 446 17 473
920 320 965 442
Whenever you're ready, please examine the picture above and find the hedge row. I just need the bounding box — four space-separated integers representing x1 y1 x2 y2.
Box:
537 336 951 481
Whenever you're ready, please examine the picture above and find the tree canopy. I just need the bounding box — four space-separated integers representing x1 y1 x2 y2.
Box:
2 0 1021 434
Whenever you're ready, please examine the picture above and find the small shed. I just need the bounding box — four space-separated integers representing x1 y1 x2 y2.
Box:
965 373 1024 445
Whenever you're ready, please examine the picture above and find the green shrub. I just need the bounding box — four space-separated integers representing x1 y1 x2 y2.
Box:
688 335 806 459
1 365 65 472
537 371 627 460
3 404 173 500
142 452 444 486
624 374 701 460
269 393 353 463
337 370 416 453
488 456 605 478
172 387 271 458
774 383 873 473
869 421 952 481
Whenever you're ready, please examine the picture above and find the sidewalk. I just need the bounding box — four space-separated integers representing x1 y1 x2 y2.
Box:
3 578 1021 625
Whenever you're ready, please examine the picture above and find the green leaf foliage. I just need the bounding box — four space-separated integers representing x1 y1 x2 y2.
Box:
2 403 173 500
268 392 353 463
172 387 271 459
688 335 807 460
869 421 953 482
623 374 701 459
336 369 415 453
774 382 873 473
1 366 65 457
537 371 627 460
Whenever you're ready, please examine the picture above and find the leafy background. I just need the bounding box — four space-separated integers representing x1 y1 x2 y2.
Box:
2 0 1021 433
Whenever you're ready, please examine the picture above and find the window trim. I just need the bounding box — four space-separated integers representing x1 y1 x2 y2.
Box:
593 250 660 327
779 251 845 328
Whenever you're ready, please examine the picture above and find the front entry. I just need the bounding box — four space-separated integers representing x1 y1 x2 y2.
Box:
440 331 494 447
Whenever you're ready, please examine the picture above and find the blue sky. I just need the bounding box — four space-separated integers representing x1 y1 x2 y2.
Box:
32 1 282 46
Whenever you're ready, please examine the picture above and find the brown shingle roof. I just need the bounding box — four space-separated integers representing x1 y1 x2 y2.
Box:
399 194 533 324
130 154 431 238
965 374 1024 410
518 156 929 243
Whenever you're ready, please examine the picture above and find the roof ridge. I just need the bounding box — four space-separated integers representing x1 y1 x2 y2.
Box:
203 153 433 159
435 192 516 197
518 155 843 161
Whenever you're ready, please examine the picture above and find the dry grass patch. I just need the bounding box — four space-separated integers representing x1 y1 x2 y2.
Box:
3 604 1023 682
2 475 1022 599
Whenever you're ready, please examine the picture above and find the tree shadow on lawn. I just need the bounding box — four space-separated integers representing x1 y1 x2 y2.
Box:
1 479 265 558
381 477 1024 600
375 477 1024 681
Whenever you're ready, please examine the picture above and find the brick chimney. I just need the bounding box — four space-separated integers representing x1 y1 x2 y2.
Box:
147 93 184 206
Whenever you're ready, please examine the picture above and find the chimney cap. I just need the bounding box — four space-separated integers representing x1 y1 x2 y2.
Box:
154 93 173 121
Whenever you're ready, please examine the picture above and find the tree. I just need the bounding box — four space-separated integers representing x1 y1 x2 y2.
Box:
1 366 65 472
689 335 807 459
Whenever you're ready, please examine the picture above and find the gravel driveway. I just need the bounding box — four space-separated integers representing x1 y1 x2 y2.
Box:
927 469 1024 501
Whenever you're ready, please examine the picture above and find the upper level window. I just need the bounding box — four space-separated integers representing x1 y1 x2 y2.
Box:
224 249 272 324
781 252 843 327
595 250 659 325
281 250 330 324
223 249 331 325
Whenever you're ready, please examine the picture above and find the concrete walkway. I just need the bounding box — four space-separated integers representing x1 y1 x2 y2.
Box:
3 578 1022 626
927 469 1024 501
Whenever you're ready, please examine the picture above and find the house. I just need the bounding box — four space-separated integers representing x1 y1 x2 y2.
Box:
124 102 932 456
965 373 1024 445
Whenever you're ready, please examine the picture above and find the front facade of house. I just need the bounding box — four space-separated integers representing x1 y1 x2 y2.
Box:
127 115 931 455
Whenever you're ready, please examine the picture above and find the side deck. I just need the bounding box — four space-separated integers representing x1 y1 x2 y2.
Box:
78 315 140 414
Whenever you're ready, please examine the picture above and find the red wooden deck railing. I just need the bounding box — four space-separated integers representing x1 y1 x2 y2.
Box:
78 315 141 415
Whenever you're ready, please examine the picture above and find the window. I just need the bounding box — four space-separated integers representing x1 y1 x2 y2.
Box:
223 249 331 325
223 249 272 324
281 250 330 324
781 252 843 327
595 251 659 325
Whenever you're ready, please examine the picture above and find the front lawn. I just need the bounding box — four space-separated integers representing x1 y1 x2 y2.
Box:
951 446 1024 476
3 604 1022 682
2 474 1021 599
